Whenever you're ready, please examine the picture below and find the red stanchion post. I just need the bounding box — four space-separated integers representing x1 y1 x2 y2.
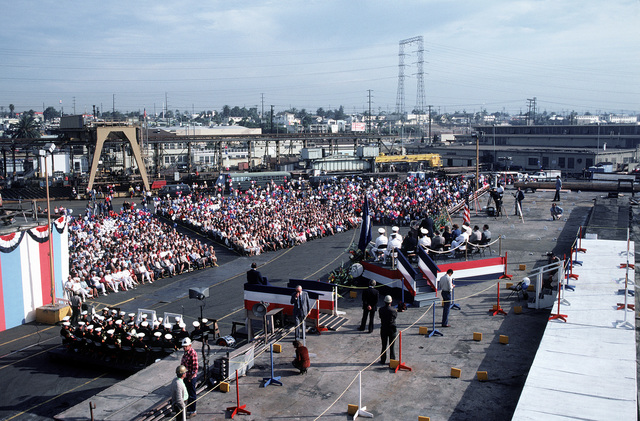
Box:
621 232 634 269
567 253 578 280
490 282 507 316
227 370 251 418
394 331 412 373
499 252 513 279
576 227 587 253
549 282 568 322
315 300 328 333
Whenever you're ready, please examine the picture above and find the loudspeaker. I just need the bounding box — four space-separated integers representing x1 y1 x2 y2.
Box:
252 302 269 317
189 287 210 300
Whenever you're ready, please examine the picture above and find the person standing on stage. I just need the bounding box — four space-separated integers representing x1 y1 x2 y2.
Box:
440 269 454 327
180 337 198 418
358 280 380 333
290 285 310 340
246 262 269 285
378 295 397 365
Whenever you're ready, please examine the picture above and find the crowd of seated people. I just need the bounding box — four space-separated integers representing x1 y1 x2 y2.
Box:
65 173 491 298
155 180 360 256
67 208 218 301
153 174 490 257
59 308 206 365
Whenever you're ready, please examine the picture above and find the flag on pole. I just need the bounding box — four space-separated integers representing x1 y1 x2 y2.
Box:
462 199 471 225
357 195 372 252
417 246 440 290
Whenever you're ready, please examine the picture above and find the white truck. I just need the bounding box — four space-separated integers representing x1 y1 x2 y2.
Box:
529 170 561 182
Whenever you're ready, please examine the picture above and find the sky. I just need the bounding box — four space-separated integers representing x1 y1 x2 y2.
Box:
1 0 639 117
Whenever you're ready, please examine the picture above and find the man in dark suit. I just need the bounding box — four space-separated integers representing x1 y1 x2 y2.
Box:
358 280 380 332
246 262 269 285
378 295 397 365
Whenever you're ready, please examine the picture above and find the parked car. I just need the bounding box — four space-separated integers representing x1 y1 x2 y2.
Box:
158 183 191 198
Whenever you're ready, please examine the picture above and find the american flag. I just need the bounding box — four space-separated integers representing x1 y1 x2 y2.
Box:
462 200 471 225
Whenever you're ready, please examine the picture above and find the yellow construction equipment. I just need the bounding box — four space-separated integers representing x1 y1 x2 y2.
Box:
375 153 441 167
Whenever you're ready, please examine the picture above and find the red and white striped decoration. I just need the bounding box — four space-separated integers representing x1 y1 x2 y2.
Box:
462 202 471 225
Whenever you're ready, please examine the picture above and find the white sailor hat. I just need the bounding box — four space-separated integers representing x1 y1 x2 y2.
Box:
87 324 94 330
141 321 149 327
201 318 208 324
175 317 182 323
157 317 163 323
378 227 385 234
62 321 71 326
81 310 88 315
392 226 399 232
95 327 102 332
120 311 126 316
420 228 428 234
141 314 148 319
107 329 115 335
154 331 162 338
115 320 122 325
164 333 173 340
78 321 86 326
179 322 186 328
111 309 117 314
62 316 71 322
192 321 200 327
103 307 110 312
128 313 135 318
137 332 145 338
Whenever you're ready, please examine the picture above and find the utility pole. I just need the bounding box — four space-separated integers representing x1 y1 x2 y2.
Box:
112 94 115 117
428 105 432 143
261 93 265 126
270 105 274 133
367 90 373 134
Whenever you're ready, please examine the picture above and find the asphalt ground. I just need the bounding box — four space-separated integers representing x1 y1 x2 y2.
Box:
0 187 634 420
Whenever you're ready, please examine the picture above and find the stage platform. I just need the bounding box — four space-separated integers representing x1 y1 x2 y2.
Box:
513 238 637 420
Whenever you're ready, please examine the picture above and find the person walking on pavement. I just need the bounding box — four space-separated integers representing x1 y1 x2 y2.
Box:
291 285 310 340
440 269 454 327
358 280 380 332
553 175 562 202
378 295 397 365
180 337 198 418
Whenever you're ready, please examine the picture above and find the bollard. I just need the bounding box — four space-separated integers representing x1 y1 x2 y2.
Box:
477 371 489 382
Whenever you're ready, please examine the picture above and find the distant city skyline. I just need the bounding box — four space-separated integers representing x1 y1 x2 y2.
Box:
1 1 638 116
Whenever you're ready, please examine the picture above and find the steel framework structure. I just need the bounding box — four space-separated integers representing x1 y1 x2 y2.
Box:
395 36 426 117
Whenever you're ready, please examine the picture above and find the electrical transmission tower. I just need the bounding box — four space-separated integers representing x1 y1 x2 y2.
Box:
395 36 426 117
526 97 537 126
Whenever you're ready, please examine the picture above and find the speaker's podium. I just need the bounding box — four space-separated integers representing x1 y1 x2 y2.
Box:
36 303 71 325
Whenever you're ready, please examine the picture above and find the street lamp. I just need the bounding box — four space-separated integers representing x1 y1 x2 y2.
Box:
41 142 56 305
